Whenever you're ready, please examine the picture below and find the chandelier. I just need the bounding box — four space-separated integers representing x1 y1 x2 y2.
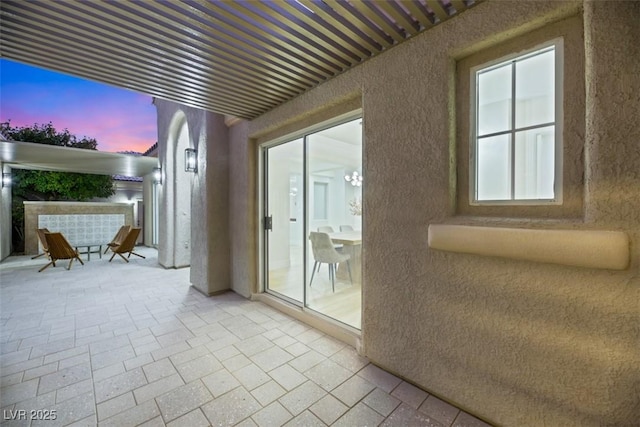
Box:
344 171 363 187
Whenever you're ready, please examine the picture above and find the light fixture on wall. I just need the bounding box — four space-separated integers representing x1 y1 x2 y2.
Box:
344 171 363 187
153 167 162 184
2 173 11 188
185 148 197 172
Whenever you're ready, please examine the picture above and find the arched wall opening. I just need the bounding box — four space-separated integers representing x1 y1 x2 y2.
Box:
173 118 192 267
158 109 192 268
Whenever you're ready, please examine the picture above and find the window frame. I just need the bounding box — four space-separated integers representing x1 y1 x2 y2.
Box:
469 38 564 206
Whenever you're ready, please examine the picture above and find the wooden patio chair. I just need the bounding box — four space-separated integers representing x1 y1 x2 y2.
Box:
31 228 51 259
109 228 145 263
39 232 84 272
104 224 132 254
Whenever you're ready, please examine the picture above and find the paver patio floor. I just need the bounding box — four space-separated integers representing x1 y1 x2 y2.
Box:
0 247 490 426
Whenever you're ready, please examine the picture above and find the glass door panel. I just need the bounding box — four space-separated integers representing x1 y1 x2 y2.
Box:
306 119 362 329
265 139 304 304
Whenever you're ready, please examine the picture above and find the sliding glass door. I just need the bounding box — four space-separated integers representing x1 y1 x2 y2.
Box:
264 139 304 304
264 118 362 329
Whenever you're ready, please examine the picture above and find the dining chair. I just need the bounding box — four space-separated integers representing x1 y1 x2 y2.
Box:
317 226 342 255
309 232 352 292
39 232 84 272
32 228 51 259
339 225 354 232
317 226 334 233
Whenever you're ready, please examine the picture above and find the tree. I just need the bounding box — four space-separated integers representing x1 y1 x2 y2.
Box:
2 122 115 252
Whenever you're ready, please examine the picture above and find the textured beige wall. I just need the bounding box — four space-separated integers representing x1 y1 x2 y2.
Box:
0 163 12 260
198 112 231 294
155 101 188 268
142 175 154 247
155 99 230 294
23 202 133 255
228 122 256 298
584 1 640 229
234 1 639 425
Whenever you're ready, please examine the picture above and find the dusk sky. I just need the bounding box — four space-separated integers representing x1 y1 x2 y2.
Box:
0 59 157 153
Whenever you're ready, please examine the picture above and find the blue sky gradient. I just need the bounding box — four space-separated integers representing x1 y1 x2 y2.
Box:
0 59 157 153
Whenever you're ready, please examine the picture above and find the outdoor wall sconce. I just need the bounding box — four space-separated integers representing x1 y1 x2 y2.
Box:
344 171 363 187
185 148 197 172
2 173 11 188
153 167 162 185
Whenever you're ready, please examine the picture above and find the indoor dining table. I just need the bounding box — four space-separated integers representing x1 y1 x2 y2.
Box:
328 231 362 284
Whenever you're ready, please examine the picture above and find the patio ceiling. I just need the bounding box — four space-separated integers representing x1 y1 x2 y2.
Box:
0 0 478 120
0 140 158 177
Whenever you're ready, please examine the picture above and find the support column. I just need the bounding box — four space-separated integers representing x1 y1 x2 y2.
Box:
190 112 231 295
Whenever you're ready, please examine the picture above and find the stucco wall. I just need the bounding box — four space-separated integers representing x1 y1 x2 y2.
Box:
155 102 188 268
155 99 230 294
0 163 12 260
228 122 256 298
142 176 154 247
234 1 639 425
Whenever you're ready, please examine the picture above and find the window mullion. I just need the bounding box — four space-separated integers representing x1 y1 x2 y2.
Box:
510 62 517 200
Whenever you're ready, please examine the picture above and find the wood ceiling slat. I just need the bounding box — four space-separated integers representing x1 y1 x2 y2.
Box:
0 47 263 119
337 0 406 43
248 0 362 66
141 0 331 82
295 0 387 53
449 0 468 13
324 0 395 49
0 12 289 109
59 0 315 92
1 44 263 119
193 0 348 73
425 0 450 22
5 12 302 120
162 2 341 83
375 1 421 35
398 1 436 29
5 0 306 100
239 1 360 64
0 34 270 118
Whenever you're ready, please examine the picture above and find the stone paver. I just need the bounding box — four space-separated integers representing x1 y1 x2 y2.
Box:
0 248 490 426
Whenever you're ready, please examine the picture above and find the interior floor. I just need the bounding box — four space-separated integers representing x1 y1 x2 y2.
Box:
268 246 361 329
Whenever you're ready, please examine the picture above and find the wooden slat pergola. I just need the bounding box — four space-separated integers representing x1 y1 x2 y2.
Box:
0 0 478 119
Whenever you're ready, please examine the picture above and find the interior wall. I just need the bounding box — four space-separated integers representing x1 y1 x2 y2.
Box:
234 1 639 425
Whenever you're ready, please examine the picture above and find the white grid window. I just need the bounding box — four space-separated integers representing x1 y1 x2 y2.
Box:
471 40 562 204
